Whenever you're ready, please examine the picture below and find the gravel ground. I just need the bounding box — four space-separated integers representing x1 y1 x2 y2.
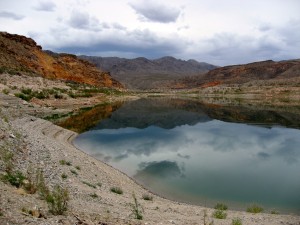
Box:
0 93 300 225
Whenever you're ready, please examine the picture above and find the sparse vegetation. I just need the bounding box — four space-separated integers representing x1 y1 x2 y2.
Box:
24 166 40 194
59 160 72 166
46 185 69 215
110 186 123 194
142 194 153 201
0 146 14 172
270 210 279 214
89 193 98 198
75 165 81 170
70 169 78 175
82 181 97 189
61 173 68 179
247 204 264 213
214 203 228 210
212 209 227 219
131 193 143 220
2 89 9 94
1 170 25 188
232 218 243 225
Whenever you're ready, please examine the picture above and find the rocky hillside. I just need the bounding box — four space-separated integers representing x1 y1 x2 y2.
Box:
79 55 217 89
172 59 300 89
0 32 123 88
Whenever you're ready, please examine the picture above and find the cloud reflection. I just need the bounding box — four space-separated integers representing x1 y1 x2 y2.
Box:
136 160 183 178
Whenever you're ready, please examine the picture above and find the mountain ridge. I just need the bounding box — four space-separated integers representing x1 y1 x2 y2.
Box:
79 55 218 89
171 59 300 89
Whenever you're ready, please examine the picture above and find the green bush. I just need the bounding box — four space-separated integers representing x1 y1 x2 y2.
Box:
46 185 69 215
214 203 228 210
15 93 32 101
61 173 67 179
247 204 264 213
21 88 32 95
2 89 9 95
110 186 123 194
1 171 25 188
212 209 227 219
232 218 242 225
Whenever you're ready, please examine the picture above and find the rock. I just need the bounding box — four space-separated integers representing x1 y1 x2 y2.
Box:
9 133 16 138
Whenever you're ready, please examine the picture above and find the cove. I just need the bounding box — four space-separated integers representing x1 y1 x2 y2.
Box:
73 98 300 214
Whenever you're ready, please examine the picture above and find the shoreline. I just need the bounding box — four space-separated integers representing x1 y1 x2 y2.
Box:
1 94 300 224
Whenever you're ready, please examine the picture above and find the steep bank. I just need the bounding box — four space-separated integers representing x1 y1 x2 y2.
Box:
0 32 122 88
1 93 300 225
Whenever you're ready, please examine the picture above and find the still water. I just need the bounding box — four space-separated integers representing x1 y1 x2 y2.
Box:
73 98 300 214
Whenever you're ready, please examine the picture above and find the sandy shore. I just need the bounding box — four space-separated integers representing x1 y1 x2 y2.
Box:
0 93 300 225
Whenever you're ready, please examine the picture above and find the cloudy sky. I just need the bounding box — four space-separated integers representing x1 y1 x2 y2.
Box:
0 0 299 65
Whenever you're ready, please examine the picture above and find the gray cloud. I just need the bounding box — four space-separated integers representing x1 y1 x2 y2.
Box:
0 11 24 20
69 11 91 29
34 0 56 12
129 1 181 23
51 27 185 59
68 10 111 32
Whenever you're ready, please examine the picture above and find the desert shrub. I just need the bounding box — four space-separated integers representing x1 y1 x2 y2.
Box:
2 89 9 95
21 88 32 95
132 193 143 220
1 171 25 188
247 204 264 213
70 169 78 175
54 93 63 99
59 160 71 166
142 194 153 201
46 185 69 215
212 209 227 219
82 181 96 189
75 165 81 170
214 203 228 210
110 186 123 194
270 210 279 214
232 218 242 225
89 193 98 198
61 173 67 179
15 93 32 101
0 147 14 172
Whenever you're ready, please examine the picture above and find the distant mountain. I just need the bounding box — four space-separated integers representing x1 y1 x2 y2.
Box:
172 59 300 88
0 32 123 88
79 55 218 89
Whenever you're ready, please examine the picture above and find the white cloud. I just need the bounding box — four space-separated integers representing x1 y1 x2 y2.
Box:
34 0 56 12
129 0 182 23
0 0 299 65
0 11 24 20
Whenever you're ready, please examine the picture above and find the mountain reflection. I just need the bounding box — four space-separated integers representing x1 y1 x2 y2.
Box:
73 98 300 213
91 98 300 130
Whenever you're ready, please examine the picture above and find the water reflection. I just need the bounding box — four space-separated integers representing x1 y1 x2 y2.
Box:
73 98 300 214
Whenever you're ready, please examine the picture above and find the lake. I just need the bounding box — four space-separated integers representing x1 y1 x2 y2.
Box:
72 98 300 214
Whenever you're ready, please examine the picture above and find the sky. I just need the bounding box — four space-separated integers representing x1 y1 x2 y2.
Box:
0 0 299 66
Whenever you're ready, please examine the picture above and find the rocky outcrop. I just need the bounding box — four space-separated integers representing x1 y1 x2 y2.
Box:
0 32 123 88
172 59 300 89
79 55 218 89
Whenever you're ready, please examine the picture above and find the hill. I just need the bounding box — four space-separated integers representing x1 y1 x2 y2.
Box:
172 59 300 89
79 55 217 89
0 32 122 88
